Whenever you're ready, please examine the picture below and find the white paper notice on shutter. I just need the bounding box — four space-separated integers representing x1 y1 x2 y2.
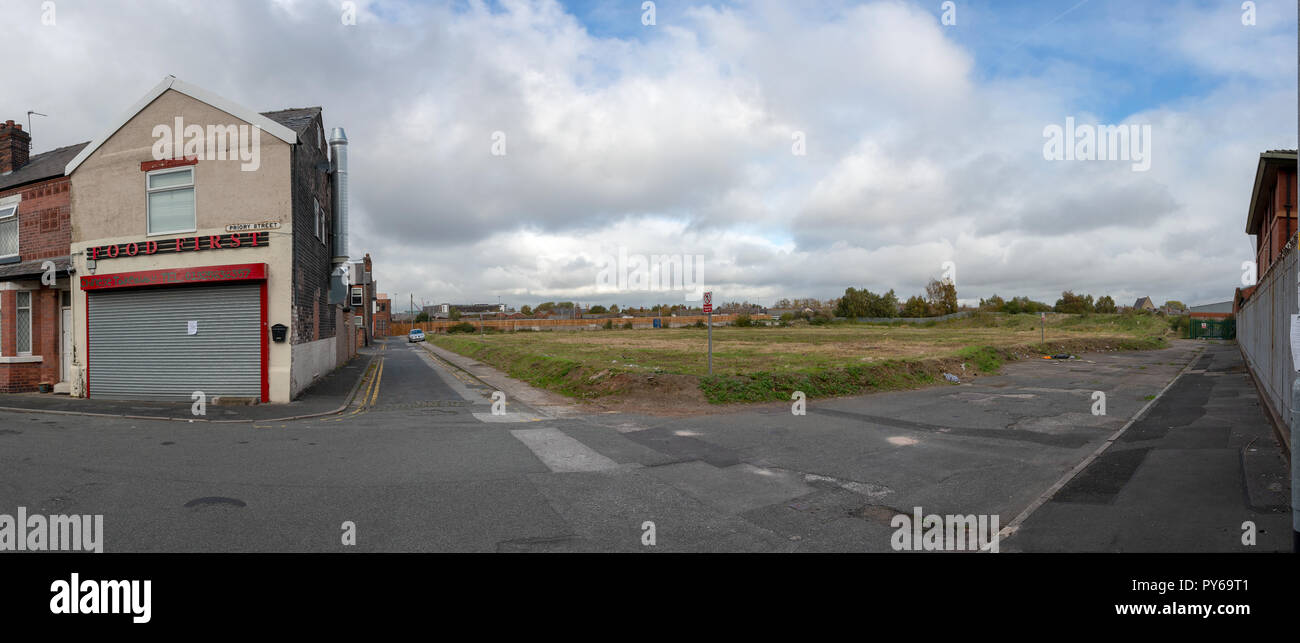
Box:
187 320 198 335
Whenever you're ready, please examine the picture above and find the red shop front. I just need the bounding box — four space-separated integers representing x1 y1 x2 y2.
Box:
80 263 269 402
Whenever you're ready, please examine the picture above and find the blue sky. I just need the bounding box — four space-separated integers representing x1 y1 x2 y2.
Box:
556 0 1276 121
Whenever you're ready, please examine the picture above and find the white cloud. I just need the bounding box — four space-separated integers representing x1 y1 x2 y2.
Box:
6 0 1294 310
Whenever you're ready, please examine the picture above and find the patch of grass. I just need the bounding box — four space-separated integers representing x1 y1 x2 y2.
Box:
957 345 1003 373
429 313 1170 404
699 360 938 403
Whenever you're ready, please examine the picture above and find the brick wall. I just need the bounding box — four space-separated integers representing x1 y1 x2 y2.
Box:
0 120 31 174
374 298 391 336
1256 168 1297 279
1 176 73 262
0 172 72 392
0 361 41 392
289 114 337 345
0 287 61 392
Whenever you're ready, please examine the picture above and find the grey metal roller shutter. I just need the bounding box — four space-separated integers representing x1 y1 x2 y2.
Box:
88 283 260 400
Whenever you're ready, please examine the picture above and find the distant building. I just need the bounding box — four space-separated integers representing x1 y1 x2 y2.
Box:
1188 301 1233 320
423 302 506 319
374 293 391 337
1132 296 1156 312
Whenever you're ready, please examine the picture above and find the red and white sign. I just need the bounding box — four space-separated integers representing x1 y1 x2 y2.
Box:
702 291 712 314
80 263 268 291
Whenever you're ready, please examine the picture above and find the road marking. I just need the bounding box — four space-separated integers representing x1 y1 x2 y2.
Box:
985 346 1205 550
331 357 383 422
472 412 544 423
509 428 620 472
367 357 385 407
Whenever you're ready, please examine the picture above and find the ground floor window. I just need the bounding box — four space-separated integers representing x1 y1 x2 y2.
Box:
16 290 31 354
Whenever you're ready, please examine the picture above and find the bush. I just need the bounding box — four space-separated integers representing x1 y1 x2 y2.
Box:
622 321 634 330
694 320 707 329
1168 315 1190 337
734 314 752 327
447 322 477 334
602 319 613 330
779 312 796 322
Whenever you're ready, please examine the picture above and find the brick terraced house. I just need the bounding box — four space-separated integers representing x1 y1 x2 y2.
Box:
0 120 87 392
374 292 391 338
65 76 354 402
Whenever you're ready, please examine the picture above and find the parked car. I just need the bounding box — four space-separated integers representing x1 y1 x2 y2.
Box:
407 329 425 343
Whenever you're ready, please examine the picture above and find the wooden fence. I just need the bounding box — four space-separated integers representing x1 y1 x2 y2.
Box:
389 313 771 335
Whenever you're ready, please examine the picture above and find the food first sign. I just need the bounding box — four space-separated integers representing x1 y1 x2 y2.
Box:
87 231 269 261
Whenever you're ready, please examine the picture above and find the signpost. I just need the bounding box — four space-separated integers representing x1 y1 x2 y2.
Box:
1040 312 1045 345
703 291 713 375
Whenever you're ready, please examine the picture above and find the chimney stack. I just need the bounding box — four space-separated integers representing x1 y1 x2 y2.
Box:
329 127 349 263
0 120 31 174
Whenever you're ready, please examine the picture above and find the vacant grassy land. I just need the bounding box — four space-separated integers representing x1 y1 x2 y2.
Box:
431 313 1170 404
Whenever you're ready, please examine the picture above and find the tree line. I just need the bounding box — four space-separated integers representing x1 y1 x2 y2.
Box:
831 279 959 318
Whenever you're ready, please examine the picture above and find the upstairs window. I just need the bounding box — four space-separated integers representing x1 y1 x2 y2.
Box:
147 167 195 235
0 204 17 259
314 198 324 243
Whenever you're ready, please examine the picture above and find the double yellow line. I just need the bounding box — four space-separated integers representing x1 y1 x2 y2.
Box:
335 355 384 421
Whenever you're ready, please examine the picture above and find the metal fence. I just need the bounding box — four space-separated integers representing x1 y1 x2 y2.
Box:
389 313 770 335
1237 241 1296 442
1189 318 1236 339
844 311 973 324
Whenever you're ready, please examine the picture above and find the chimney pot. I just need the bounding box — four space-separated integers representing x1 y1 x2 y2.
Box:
0 117 32 173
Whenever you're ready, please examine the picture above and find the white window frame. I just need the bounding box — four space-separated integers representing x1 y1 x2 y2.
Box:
145 166 197 236
0 203 18 260
314 198 324 243
15 290 31 356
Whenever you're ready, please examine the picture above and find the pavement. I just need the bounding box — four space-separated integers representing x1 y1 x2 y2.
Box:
0 349 373 422
1005 342 1291 551
0 336 1289 552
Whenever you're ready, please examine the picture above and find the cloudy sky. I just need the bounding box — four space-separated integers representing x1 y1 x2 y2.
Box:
8 0 1296 310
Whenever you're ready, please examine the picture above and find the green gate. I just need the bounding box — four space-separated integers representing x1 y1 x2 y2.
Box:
1189 317 1235 339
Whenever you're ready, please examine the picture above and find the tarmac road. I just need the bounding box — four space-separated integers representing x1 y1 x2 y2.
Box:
0 337 1288 552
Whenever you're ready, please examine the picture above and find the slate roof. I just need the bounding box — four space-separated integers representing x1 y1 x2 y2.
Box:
0 142 89 192
0 255 71 280
260 107 322 136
